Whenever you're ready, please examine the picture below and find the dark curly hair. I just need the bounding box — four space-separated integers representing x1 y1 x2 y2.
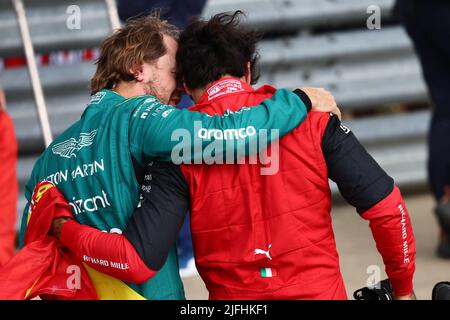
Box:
176 11 261 90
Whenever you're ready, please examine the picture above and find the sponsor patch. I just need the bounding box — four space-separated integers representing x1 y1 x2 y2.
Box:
260 267 277 278
52 130 98 159
90 91 106 104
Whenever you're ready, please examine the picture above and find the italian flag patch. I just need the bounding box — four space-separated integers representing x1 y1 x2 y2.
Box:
260 267 277 278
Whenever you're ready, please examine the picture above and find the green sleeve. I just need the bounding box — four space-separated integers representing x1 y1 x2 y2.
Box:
129 88 307 164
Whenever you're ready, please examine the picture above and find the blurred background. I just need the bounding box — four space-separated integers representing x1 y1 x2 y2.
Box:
0 0 448 299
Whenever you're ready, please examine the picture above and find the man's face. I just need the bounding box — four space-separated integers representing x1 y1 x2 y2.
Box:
141 35 180 105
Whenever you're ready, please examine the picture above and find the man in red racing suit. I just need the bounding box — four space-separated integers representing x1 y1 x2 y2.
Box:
47 12 416 299
179 78 415 299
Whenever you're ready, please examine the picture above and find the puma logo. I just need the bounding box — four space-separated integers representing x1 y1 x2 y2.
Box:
254 244 272 260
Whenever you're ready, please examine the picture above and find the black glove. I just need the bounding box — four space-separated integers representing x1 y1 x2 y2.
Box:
353 279 394 300
432 282 450 300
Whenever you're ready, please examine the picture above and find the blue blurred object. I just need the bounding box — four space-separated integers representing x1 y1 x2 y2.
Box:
176 94 196 277
176 95 196 277
117 0 208 29
177 214 197 278
177 94 194 109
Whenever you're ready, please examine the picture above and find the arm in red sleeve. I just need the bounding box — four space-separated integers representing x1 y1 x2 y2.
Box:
322 114 416 297
59 160 189 284
60 219 156 284
361 186 416 297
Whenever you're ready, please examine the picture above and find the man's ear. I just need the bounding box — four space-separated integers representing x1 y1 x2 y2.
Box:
183 83 193 96
129 65 144 82
244 62 252 84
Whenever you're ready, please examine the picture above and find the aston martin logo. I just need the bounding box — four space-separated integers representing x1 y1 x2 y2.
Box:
52 130 98 159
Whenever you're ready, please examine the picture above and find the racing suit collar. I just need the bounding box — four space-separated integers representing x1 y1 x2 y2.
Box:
80 89 127 119
197 77 254 105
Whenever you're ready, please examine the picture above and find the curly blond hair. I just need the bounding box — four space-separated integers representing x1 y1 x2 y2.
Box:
90 13 179 94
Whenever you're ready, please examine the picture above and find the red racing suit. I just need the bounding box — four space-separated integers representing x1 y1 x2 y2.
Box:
51 78 415 299
0 111 18 267
179 78 416 299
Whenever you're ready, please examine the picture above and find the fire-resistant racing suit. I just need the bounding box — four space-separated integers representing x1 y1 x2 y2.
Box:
56 79 416 299
19 87 312 300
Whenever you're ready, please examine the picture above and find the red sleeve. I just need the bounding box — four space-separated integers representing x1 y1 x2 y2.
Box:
60 219 156 284
0 112 18 266
361 186 416 297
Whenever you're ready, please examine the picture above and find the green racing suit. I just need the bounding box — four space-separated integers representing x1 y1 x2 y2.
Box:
19 88 309 300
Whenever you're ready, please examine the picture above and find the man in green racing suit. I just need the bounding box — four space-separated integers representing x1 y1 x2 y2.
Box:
19 15 339 300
